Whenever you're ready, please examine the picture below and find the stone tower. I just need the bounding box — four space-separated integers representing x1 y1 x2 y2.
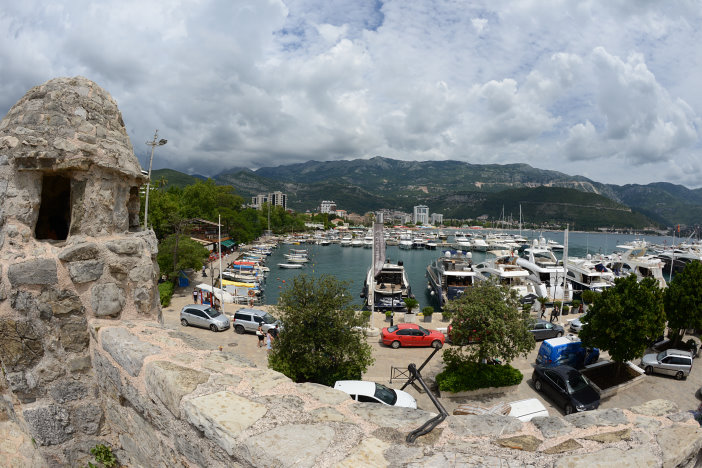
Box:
0 77 160 464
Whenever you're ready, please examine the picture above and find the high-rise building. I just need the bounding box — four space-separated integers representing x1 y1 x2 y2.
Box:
431 213 443 225
413 205 429 225
252 191 287 210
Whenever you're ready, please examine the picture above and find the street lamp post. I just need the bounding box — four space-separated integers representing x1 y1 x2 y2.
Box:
143 130 167 230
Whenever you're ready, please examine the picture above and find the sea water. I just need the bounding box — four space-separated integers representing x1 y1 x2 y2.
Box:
262 230 678 310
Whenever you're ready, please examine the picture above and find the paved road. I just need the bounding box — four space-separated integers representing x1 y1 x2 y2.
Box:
165 283 702 420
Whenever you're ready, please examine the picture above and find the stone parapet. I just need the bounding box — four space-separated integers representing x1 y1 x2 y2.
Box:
77 320 702 468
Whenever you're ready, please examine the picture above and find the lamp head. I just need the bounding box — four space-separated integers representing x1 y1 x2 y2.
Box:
158 139 167 146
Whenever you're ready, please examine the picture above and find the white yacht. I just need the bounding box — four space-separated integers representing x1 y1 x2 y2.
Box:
426 251 477 308
470 236 489 252
517 240 571 300
361 260 413 312
473 251 536 299
565 255 615 292
604 240 667 289
340 235 352 247
399 232 413 250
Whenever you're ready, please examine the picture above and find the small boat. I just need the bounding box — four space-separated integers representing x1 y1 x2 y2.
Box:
278 263 303 269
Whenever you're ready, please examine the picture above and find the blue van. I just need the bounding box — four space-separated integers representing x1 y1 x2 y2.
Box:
536 336 599 369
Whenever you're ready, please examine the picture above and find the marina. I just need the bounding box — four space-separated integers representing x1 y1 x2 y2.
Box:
250 230 680 311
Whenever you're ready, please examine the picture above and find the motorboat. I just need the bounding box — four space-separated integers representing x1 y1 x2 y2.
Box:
454 233 472 249
361 260 413 312
398 233 413 250
470 237 489 252
340 235 352 247
412 237 427 249
565 255 615 292
426 251 477 309
516 240 571 300
604 240 667 288
278 263 304 269
474 251 536 299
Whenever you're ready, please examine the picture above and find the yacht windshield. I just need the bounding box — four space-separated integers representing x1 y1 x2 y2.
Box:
374 383 398 405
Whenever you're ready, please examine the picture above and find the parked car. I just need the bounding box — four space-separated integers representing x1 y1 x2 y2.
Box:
528 319 564 340
641 349 693 380
506 398 549 422
381 324 445 349
569 317 585 333
333 380 417 409
519 293 539 305
532 365 600 415
536 335 599 369
231 308 279 334
180 304 230 332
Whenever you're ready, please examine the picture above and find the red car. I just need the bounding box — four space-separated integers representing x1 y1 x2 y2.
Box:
381 324 445 349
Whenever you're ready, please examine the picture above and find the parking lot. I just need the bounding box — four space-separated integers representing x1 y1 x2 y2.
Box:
165 288 702 420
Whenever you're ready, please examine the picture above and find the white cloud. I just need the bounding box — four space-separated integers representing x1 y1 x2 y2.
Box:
0 0 700 186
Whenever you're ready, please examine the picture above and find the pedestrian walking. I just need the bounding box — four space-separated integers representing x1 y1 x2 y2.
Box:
270 325 279 339
193 289 198 304
256 325 264 348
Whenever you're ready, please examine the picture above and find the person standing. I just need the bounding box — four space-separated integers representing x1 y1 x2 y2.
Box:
256 325 264 348
193 289 198 304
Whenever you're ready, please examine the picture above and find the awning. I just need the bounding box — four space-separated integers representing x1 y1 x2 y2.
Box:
221 239 236 248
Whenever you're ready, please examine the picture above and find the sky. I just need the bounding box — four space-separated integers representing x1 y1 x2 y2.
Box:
1 0 701 188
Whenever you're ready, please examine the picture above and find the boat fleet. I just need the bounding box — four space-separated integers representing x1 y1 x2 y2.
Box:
232 228 682 312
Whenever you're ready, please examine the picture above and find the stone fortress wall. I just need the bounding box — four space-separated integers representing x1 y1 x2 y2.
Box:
1 77 701 467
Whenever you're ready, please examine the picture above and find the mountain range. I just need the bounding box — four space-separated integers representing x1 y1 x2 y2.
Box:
152 157 702 230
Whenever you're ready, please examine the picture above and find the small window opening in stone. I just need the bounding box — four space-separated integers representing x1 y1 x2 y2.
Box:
35 174 71 240
128 186 140 231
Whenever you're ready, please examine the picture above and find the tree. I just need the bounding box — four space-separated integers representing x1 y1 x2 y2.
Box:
444 280 535 364
664 260 702 346
268 275 374 386
156 234 210 278
579 275 665 365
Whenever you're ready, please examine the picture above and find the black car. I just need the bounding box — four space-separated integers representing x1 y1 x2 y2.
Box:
528 319 564 340
532 365 600 415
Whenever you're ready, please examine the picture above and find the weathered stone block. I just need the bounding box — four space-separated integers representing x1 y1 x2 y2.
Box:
128 261 153 283
0 318 44 371
39 287 84 317
58 242 100 262
106 239 143 256
531 415 574 438
565 408 628 428
241 424 335 468
23 404 74 446
71 404 103 435
298 382 350 405
182 391 267 456
657 424 702 468
49 379 88 403
58 317 89 353
555 446 658 468
543 438 583 454
448 413 523 437
68 356 92 373
350 403 438 431
100 327 161 377
6 371 40 403
67 260 104 283
495 434 542 451
90 283 125 317
10 289 37 315
8 258 57 285
144 361 209 418
92 351 122 400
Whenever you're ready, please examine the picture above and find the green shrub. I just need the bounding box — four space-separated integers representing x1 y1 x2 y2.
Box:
571 299 581 309
562 305 570 314
581 290 597 304
88 444 117 468
436 352 523 392
361 310 372 321
422 306 434 316
158 282 175 307
385 310 392 318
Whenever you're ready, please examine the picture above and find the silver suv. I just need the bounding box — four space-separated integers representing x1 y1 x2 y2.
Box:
641 349 693 380
232 308 278 335
180 304 230 332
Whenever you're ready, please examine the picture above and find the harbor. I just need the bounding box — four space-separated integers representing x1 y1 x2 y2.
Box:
208 229 685 311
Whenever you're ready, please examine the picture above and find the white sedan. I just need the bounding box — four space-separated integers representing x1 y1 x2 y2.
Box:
334 380 417 409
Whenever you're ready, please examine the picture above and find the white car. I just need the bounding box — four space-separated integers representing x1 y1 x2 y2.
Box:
569 317 585 333
507 398 549 421
333 380 417 409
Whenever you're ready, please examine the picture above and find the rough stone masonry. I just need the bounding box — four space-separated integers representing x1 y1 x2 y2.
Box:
1 77 702 467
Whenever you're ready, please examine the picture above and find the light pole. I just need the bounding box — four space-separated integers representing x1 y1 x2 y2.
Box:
143 130 167 230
